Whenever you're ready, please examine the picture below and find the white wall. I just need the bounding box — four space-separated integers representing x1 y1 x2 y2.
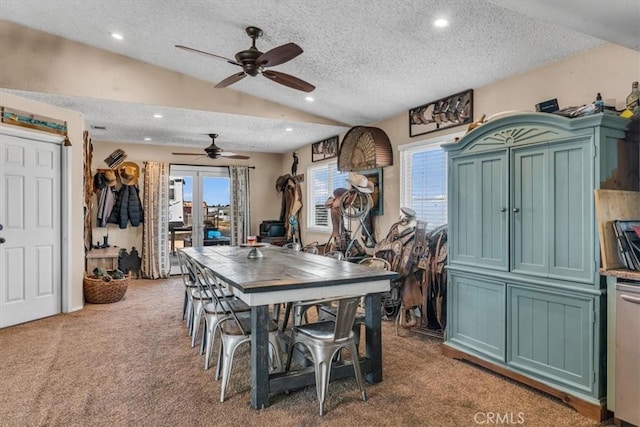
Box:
294 43 640 247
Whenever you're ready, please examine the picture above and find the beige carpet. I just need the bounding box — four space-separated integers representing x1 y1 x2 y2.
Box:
0 278 609 427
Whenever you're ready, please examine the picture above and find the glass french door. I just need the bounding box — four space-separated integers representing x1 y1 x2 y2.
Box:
169 165 230 273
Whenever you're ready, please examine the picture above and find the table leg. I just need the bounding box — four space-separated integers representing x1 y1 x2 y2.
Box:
251 304 270 409
364 293 383 383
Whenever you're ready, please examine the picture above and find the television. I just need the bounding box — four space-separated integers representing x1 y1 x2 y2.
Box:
259 220 285 237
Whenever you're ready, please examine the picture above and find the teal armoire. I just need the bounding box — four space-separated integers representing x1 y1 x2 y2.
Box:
442 111 635 421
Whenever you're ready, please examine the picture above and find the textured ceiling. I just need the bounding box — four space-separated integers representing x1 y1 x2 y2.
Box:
0 0 637 153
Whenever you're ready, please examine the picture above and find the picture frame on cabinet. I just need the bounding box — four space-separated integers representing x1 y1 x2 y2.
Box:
409 89 474 137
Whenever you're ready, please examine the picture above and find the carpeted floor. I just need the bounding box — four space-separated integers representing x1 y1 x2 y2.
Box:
0 278 610 427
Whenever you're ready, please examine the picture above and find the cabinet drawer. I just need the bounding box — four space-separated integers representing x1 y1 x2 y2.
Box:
508 285 594 394
448 273 505 361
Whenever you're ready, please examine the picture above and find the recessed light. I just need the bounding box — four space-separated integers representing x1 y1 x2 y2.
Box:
434 18 449 28
305 96 314 102
285 128 293 132
153 114 163 118
144 137 151 141
111 33 124 40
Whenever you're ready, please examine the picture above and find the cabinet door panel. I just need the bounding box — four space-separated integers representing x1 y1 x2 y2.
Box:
512 147 547 275
479 155 508 269
548 138 593 282
449 273 505 361
451 158 477 262
508 285 593 393
450 152 507 270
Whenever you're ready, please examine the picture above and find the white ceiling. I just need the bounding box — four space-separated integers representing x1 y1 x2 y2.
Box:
0 0 638 153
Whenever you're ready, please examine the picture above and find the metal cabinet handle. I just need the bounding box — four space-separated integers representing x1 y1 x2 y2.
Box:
500 208 507 213
621 295 640 305
0 237 5 244
513 208 520 213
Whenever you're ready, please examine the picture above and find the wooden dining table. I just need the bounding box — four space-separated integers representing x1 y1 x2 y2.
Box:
181 245 398 409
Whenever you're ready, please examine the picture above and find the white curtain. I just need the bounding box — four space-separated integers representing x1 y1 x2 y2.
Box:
141 161 171 279
229 166 251 246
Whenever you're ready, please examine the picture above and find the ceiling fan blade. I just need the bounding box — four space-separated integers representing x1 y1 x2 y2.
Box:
175 45 241 66
215 72 247 89
256 42 303 67
172 152 203 156
219 153 251 159
262 70 315 93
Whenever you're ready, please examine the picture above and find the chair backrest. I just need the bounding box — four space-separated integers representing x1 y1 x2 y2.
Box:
302 244 319 255
358 256 392 271
333 296 362 341
176 249 197 286
194 262 248 336
324 250 344 260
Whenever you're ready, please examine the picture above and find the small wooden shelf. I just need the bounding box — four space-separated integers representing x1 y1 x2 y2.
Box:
86 246 120 272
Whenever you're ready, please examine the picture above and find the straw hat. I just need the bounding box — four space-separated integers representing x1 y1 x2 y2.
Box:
347 172 374 193
104 170 118 187
119 162 140 185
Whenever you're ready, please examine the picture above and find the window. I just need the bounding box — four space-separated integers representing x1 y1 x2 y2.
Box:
306 161 348 232
399 132 461 230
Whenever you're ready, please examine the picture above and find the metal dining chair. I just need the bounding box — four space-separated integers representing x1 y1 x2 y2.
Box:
193 263 251 371
302 242 319 254
285 295 367 416
215 282 283 402
177 249 213 345
176 248 197 330
323 250 344 260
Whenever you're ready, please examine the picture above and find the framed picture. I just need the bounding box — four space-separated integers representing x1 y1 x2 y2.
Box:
311 135 339 162
409 89 473 137
361 168 383 215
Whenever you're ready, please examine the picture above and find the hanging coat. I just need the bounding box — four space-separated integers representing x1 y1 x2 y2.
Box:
108 185 144 228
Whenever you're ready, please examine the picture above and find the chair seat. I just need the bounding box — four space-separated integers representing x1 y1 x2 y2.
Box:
203 299 250 315
221 314 279 336
296 320 356 341
192 288 233 301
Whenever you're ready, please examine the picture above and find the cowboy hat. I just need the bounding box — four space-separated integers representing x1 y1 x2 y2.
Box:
103 169 118 187
347 172 374 193
119 161 140 186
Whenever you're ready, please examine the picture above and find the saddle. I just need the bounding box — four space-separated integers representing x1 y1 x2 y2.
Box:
375 220 448 330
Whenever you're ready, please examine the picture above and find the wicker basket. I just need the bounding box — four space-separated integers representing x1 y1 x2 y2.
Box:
83 273 130 304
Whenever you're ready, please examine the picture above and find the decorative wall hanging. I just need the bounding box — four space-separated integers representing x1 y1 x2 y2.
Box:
1 106 71 145
104 148 127 168
311 136 339 162
409 89 473 137
337 126 393 172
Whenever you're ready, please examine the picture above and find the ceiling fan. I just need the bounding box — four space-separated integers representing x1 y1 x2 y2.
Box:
172 134 250 160
175 26 315 92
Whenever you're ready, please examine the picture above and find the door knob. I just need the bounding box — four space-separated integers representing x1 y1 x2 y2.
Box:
513 208 520 213
0 237 5 244
500 208 507 213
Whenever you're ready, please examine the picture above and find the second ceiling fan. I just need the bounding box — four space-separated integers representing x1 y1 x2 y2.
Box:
176 26 315 92
172 134 250 160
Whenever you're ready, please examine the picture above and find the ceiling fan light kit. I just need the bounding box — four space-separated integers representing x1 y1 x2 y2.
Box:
176 26 315 92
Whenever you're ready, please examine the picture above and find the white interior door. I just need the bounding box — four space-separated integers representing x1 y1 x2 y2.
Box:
0 130 61 327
